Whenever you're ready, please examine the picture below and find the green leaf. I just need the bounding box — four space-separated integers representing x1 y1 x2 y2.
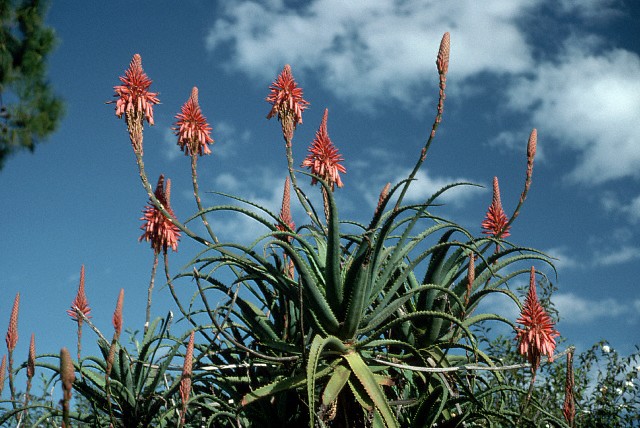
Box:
322 363 351 406
307 335 348 427
344 351 398 428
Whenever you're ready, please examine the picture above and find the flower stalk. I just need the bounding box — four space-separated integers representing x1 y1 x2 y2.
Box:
5 293 19 412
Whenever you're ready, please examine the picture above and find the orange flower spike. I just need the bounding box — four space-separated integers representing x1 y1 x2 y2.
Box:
563 350 576 426
276 176 295 241
140 175 181 254
180 331 195 424
266 65 309 141
436 32 450 76
112 54 159 125
481 177 510 239
522 128 537 201
301 109 346 191
5 293 19 352
174 87 214 156
0 354 6 395
112 289 124 339
515 267 560 374
68 265 91 322
60 347 75 428
266 65 309 125
27 333 36 380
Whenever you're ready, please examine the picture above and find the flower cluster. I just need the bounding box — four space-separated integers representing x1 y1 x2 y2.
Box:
515 267 560 373
67 265 91 322
112 54 159 125
482 176 510 239
266 64 309 140
174 87 214 156
140 175 181 254
301 109 346 191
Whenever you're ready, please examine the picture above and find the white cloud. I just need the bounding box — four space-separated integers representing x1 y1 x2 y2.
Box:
488 130 546 162
206 0 537 108
558 0 625 19
161 127 181 161
601 192 640 224
596 246 640 266
213 120 252 158
506 42 640 184
207 1 640 185
544 247 579 270
553 292 631 323
396 169 482 206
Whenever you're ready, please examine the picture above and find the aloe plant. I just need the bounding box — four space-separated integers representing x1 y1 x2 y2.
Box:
1 32 575 428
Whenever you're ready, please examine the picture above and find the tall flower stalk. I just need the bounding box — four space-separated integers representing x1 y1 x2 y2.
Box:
111 54 159 155
60 347 74 428
0 355 6 397
302 108 346 222
173 86 218 244
140 175 181 332
516 266 560 416
23 333 35 418
482 176 511 253
179 331 195 426
5 293 19 412
266 65 319 226
68 265 91 364
394 32 449 210
563 349 576 427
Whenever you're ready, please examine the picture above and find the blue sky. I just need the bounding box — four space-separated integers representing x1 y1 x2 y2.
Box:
2 0 640 374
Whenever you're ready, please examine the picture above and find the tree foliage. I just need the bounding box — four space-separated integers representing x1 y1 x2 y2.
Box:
0 0 63 168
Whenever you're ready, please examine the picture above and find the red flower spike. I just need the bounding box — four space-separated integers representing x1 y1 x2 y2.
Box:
60 347 75 421
436 32 450 75
301 109 346 191
515 267 560 374
27 333 35 379
481 177 510 238
465 253 475 306
112 54 159 125
276 176 295 241
0 354 6 395
112 289 124 339
68 265 91 322
266 65 309 138
180 331 195 424
563 350 576 426
140 175 181 254
524 128 537 197
174 87 214 157
375 183 391 216
5 293 19 352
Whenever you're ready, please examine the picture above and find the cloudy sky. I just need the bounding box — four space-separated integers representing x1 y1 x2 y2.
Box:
2 0 639 371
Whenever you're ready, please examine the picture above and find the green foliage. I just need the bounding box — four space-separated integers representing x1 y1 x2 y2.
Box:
0 0 64 168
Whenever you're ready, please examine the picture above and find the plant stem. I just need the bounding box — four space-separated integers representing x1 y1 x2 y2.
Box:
145 253 159 335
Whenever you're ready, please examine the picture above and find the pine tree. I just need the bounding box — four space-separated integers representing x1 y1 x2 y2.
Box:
0 0 63 168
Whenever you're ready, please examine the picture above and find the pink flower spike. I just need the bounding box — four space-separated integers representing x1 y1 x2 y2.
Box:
5 293 19 353
180 331 195 424
301 109 346 191
174 87 214 156
481 177 510 239
266 65 309 135
27 333 35 380
140 175 181 254
112 54 160 125
0 354 6 395
68 265 91 322
276 176 295 241
112 289 124 339
436 32 450 75
515 267 560 374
